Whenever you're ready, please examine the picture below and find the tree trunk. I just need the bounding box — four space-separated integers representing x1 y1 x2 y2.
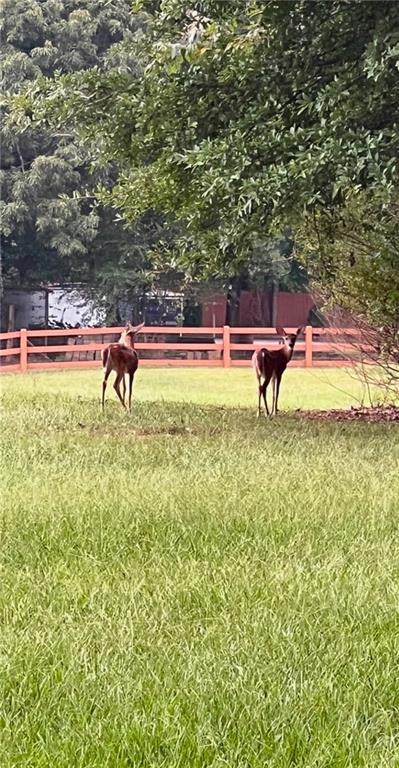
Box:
271 280 279 327
7 303 15 333
225 271 249 327
6 303 16 355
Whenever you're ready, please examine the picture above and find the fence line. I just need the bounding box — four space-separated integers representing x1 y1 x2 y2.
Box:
0 325 372 373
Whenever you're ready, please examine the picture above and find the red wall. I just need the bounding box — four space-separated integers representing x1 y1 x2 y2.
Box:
276 292 314 327
201 291 314 327
201 294 227 327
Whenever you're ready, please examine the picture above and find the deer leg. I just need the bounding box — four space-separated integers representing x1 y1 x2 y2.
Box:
102 367 112 411
271 374 277 416
255 368 263 418
113 371 127 409
275 375 282 414
262 380 270 416
128 371 134 412
257 376 262 417
262 372 272 416
122 375 126 406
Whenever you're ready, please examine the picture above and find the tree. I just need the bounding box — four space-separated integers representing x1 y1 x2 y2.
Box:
0 0 146 300
18 0 399 351
300 188 399 388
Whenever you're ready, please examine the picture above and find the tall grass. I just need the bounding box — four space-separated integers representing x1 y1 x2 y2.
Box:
0 369 398 767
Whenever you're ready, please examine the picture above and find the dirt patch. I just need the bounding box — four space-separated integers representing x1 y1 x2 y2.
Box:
302 405 399 423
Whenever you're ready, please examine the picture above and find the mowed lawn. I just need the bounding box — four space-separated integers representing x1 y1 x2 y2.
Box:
1 368 399 768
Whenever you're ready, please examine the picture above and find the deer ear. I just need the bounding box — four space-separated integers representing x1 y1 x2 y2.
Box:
132 322 145 335
296 327 304 336
275 326 286 336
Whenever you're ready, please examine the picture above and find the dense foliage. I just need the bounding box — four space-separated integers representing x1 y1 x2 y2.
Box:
0 0 157 312
7 1 399 352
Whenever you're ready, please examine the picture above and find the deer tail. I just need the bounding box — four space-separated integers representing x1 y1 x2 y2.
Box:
261 348 272 360
102 347 109 371
253 347 265 378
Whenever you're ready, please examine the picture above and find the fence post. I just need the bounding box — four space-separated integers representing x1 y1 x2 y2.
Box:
305 325 313 368
223 325 231 368
20 329 28 373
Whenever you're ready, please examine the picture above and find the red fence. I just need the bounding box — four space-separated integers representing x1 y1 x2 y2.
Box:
0 325 371 373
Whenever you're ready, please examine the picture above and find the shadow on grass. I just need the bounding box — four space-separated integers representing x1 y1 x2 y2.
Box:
74 398 396 440
3 390 396 444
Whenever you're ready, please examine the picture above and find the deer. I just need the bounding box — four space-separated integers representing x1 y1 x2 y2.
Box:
101 322 144 411
252 326 303 417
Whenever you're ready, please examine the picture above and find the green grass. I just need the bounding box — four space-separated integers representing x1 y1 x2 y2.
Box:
1 368 398 767
1 365 383 409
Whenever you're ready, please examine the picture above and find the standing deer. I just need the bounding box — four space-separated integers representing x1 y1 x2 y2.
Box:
101 322 144 411
252 327 303 417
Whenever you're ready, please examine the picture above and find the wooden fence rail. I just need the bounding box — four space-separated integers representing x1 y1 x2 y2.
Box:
0 325 372 373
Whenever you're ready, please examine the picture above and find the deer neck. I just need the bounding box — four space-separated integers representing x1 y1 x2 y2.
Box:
119 330 135 349
282 342 294 362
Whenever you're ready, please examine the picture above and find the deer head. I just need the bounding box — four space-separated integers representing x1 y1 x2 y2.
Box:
126 322 145 336
119 322 145 348
275 326 303 352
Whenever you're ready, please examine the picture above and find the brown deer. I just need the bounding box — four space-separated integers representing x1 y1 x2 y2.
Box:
252 327 303 417
101 322 144 411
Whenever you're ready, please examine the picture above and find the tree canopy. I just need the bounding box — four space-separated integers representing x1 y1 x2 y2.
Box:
7 0 399 346
0 0 149 304
28 3 399 246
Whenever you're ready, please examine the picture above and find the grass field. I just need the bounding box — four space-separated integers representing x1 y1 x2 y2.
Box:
1 367 399 767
